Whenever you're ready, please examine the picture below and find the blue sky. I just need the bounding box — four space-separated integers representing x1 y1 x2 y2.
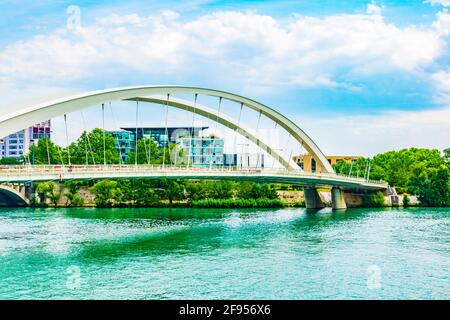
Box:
0 0 449 155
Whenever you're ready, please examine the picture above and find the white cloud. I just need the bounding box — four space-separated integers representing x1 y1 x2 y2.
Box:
430 68 450 103
366 2 383 15
1 7 449 155
425 0 450 7
432 69 450 90
298 106 450 156
0 8 446 98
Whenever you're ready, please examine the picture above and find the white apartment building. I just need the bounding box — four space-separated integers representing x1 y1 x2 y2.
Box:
0 121 51 160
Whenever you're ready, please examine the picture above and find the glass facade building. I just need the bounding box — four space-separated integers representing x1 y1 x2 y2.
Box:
106 130 135 162
178 136 225 167
121 127 208 148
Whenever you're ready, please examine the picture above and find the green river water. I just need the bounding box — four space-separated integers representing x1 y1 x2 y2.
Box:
0 207 448 299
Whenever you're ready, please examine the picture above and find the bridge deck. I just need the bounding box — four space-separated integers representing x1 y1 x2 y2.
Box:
0 165 388 190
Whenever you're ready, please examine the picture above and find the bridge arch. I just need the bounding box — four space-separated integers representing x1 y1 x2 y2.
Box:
0 85 334 173
0 185 29 207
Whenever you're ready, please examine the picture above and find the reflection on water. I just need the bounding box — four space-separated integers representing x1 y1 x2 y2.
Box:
0 207 448 299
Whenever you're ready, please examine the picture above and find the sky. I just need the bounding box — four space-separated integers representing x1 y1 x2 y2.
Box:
0 0 449 157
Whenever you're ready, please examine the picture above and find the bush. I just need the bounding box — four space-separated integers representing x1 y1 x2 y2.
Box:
362 192 386 207
0 157 21 165
402 195 410 207
90 180 121 207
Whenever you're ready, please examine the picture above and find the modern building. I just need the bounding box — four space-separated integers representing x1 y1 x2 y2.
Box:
0 121 51 160
121 127 208 148
105 130 135 162
177 136 224 167
293 153 361 173
30 121 51 140
237 153 265 169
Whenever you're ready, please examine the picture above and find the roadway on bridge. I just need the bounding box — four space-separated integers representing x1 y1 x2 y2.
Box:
0 165 388 191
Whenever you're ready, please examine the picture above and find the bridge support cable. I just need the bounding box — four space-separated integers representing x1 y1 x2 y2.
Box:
187 93 198 170
102 103 106 165
134 100 139 166
80 110 96 165
288 145 295 172
283 133 292 171
271 122 279 169
162 94 170 169
143 124 151 165
254 111 262 169
45 136 51 165
24 150 31 167
348 160 353 177
136 99 150 165
109 102 123 164
64 114 71 166
363 159 368 180
56 141 65 167
233 102 244 170
209 97 222 170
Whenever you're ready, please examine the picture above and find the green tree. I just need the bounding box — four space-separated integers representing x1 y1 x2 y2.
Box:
126 138 161 165
35 181 60 205
63 181 85 207
408 165 449 207
236 182 279 200
69 129 120 165
29 138 65 165
36 182 50 204
116 179 161 206
444 148 450 163
369 148 444 187
184 180 235 201
47 182 61 206
0 157 21 165
158 179 185 203
90 180 121 207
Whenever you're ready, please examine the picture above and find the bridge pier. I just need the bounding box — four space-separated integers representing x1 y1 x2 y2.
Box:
331 187 347 210
304 187 325 210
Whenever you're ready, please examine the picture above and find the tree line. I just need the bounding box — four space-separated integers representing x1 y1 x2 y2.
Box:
32 179 283 208
333 148 450 207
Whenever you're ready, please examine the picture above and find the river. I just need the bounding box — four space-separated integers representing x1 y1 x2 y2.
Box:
0 207 448 299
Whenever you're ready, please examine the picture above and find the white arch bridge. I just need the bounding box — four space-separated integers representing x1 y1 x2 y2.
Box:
0 85 388 209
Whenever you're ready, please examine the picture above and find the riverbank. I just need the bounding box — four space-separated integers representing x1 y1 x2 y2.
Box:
25 177 440 209
31 179 306 209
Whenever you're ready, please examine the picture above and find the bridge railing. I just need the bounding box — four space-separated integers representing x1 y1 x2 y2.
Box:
0 165 387 186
